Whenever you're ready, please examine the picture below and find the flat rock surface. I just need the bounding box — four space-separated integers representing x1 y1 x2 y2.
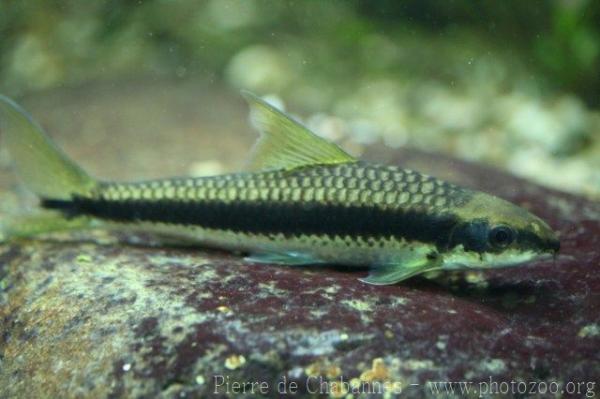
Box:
1 81 599 398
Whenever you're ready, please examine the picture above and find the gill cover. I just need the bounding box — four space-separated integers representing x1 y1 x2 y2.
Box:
0 95 95 200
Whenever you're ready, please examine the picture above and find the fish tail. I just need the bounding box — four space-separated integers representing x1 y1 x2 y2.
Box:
0 95 97 241
0 95 97 200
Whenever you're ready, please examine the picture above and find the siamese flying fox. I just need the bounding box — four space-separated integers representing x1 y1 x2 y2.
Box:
0 92 559 284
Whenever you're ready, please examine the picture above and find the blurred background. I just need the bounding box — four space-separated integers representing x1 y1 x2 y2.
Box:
0 0 599 197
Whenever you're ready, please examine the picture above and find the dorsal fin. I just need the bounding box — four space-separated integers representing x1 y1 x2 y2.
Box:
242 91 356 171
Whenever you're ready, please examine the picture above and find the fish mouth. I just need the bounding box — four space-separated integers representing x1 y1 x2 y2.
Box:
541 237 560 262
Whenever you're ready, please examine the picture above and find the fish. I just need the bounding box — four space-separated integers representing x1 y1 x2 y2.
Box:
0 91 560 284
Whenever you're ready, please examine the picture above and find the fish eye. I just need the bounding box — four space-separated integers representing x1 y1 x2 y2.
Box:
488 225 515 248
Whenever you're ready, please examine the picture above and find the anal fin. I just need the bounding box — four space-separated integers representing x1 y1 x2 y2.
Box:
245 251 324 266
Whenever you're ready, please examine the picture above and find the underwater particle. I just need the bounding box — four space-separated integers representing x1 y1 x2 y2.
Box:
224 354 246 370
384 330 394 339
195 375 205 385
216 305 232 314
122 363 131 372
578 324 600 338
360 358 389 382
339 332 349 341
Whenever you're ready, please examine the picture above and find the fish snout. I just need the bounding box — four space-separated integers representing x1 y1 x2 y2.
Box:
517 216 561 256
535 221 560 255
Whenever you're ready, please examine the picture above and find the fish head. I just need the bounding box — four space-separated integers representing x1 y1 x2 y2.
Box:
442 191 560 270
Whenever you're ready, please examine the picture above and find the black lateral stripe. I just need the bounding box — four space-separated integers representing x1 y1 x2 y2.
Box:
42 198 459 246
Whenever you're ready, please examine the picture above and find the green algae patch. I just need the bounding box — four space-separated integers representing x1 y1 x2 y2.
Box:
341 298 373 312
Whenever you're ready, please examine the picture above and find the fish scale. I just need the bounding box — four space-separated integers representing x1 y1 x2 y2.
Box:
96 163 463 212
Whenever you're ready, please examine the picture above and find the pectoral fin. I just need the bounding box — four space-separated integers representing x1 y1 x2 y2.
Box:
360 261 439 285
245 251 324 266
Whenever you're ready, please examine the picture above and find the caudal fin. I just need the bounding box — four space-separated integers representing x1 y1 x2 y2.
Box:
0 95 96 200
